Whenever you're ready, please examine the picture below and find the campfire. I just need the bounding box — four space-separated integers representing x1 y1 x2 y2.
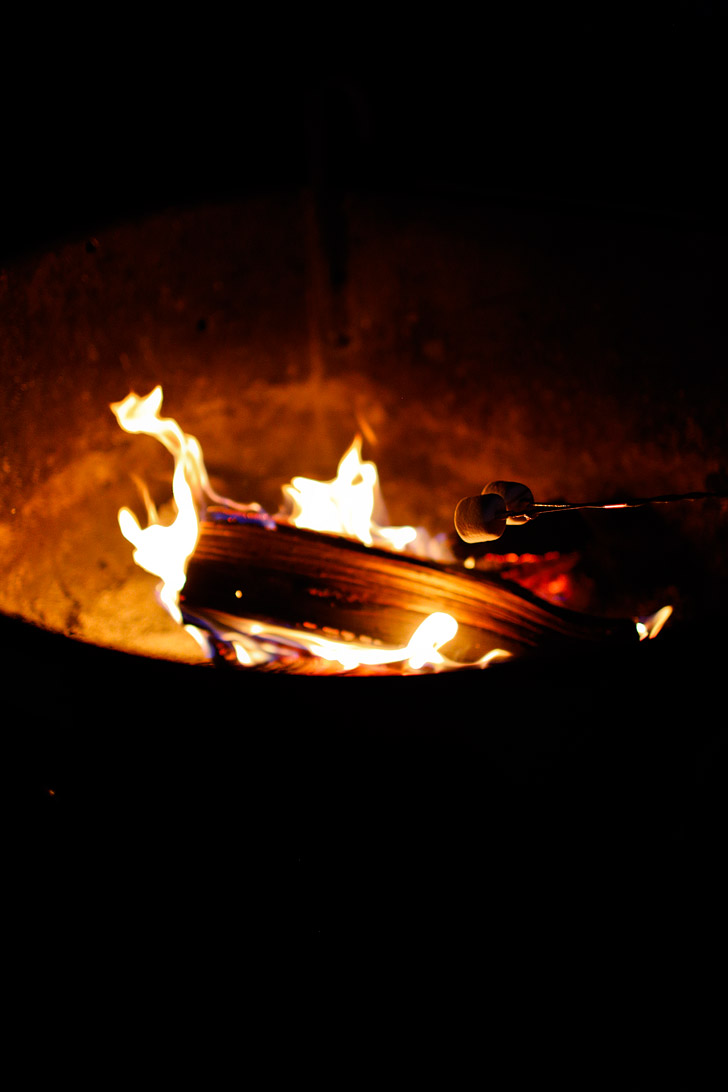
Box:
4 58 723 963
1 192 724 677
110 385 672 676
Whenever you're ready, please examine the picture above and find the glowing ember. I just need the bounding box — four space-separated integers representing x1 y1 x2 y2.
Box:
111 386 495 671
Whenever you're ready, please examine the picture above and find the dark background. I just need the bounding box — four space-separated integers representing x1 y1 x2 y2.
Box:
6 6 726 991
1 4 725 261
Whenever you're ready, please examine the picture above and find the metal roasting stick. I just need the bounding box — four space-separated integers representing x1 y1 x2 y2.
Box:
507 489 728 521
455 483 728 543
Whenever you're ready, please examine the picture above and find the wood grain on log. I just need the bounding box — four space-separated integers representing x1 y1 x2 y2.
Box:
181 512 639 663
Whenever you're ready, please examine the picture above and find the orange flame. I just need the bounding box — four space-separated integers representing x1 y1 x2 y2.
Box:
282 436 452 560
112 386 670 668
283 436 418 552
636 605 673 641
111 388 200 624
110 387 262 655
111 387 504 671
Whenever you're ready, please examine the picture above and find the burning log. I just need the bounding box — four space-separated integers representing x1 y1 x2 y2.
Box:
180 509 641 664
109 388 669 671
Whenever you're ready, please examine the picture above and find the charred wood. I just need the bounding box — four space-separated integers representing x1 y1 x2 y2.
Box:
181 512 639 662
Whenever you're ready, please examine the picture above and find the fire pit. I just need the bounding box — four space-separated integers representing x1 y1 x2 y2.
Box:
4 188 724 942
2 192 724 655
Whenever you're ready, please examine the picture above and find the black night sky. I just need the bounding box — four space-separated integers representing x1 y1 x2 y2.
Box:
6 5 725 1002
1 5 724 260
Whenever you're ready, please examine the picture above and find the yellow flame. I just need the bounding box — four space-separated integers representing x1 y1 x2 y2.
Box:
304 611 459 671
111 386 262 648
204 611 511 673
111 387 503 671
111 388 201 626
282 436 419 552
636 604 673 641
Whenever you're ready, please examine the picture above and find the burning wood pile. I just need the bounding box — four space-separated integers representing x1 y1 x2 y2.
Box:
111 386 672 675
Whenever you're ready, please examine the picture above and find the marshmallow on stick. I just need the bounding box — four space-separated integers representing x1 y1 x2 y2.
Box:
454 483 728 544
